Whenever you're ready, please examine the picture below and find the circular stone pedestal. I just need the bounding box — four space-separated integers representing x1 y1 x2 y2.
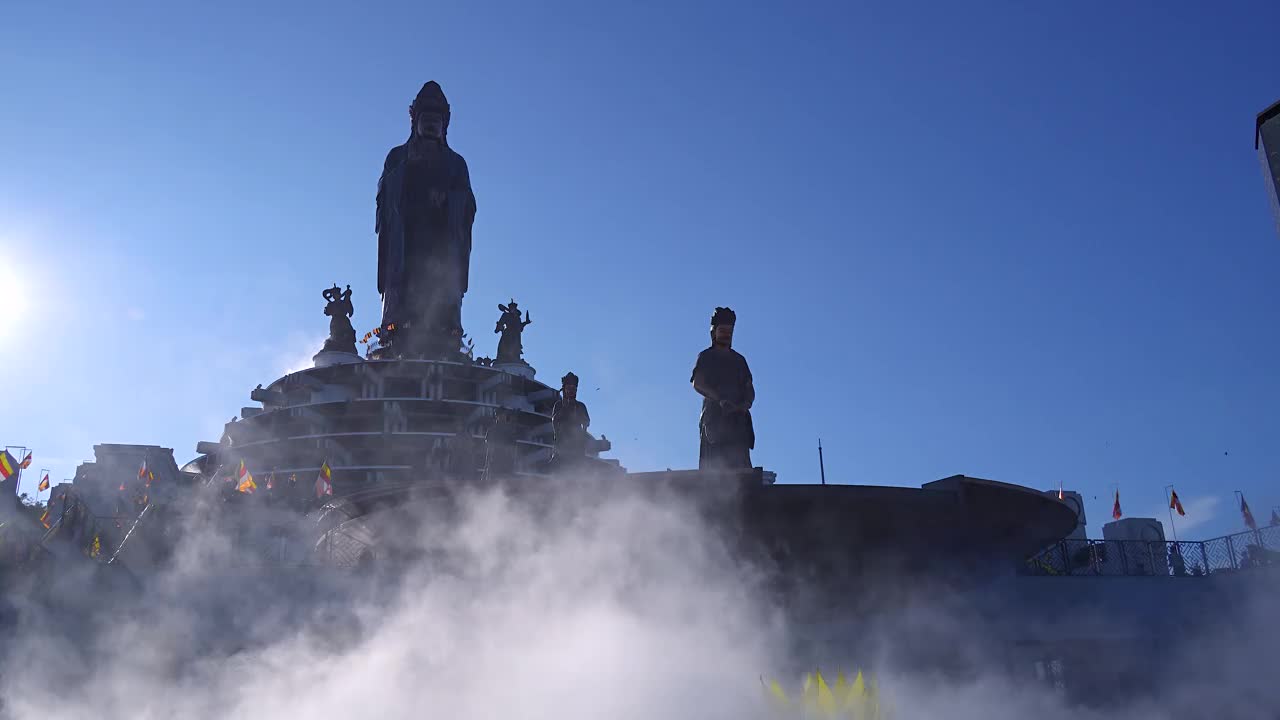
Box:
312 350 364 368
495 362 536 380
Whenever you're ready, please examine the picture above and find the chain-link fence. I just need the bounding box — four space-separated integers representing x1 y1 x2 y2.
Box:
1021 525 1280 577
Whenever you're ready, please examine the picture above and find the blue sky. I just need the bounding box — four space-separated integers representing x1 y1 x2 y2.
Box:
1 1 1277 540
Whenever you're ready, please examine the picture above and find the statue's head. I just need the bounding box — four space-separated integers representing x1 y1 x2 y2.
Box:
710 306 736 347
561 372 579 401
410 81 450 143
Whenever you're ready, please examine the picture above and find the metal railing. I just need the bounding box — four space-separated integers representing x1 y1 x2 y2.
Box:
1021 525 1280 577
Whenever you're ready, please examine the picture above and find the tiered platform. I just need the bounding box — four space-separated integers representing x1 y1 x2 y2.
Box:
187 356 619 491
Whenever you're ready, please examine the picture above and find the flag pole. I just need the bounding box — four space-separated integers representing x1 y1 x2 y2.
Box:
818 438 826 486
6 445 29 498
1236 490 1262 545
1163 484 1178 542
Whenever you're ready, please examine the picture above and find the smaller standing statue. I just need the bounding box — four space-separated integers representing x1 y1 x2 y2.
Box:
321 284 358 355
691 307 755 471
551 372 591 468
494 299 532 364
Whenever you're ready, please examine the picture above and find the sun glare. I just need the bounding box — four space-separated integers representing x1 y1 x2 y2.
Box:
0 238 34 343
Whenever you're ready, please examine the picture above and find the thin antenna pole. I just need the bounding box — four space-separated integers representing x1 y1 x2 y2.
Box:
818 438 826 486
1163 484 1178 542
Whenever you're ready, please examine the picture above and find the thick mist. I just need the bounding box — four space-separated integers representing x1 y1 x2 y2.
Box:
3 477 1277 719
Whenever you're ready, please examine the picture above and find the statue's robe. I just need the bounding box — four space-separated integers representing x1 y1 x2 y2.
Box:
691 346 755 471
376 140 476 351
551 398 591 465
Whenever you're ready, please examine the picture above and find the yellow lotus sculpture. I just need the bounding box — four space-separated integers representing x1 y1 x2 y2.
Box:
761 669 885 719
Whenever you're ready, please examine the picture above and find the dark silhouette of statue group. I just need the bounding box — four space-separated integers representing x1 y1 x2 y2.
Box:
366 81 758 476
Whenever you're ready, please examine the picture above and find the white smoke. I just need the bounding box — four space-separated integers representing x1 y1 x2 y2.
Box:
3 475 1277 720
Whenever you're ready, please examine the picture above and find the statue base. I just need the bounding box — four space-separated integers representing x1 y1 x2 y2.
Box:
368 329 470 362
495 362 535 380
312 350 363 368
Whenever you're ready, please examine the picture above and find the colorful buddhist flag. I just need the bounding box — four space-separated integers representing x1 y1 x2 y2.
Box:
1058 486 1064 501
236 460 257 494
37 472 50 492
1112 489 1122 520
265 471 275 490
1241 495 1257 530
89 534 101 558
138 459 148 480
1169 489 1185 516
18 452 32 469
0 451 16 481
39 506 50 529
315 461 333 498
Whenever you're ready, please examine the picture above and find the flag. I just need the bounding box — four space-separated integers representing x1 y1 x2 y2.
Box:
236 460 256 494
265 471 275 491
315 461 333 498
117 482 126 492
0 451 15 481
1169 489 1185 516
89 534 101 558
1241 495 1257 530
1112 489 1122 520
138 459 148 480
146 469 154 487
18 452 32 469
39 506 50 529
1058 486 1064 501
37 472 50 492
1271 509 1280 527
